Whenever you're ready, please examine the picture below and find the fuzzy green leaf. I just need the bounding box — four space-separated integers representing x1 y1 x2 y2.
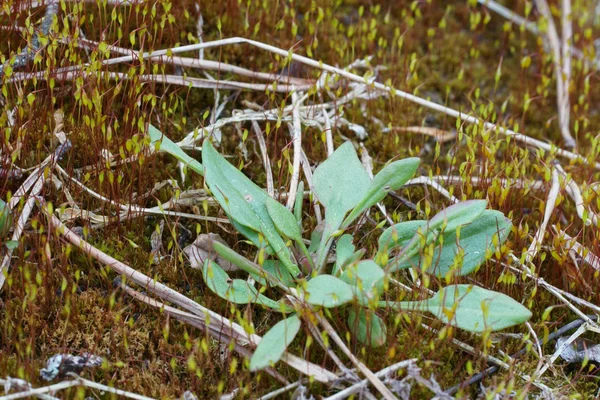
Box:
203 140 300 277
313 142 371 218
343 157 420 227
148 124 204 175
250 315 301 371
348 308 387 347
428 199 487 233
333 234 355 275
0 199 12 239
250 260 295 288
265 196 303 241
304 275 354 308
393 210 512 277
340 260 385 304
377 220 427 258
202 260 289 311
424 284 532 332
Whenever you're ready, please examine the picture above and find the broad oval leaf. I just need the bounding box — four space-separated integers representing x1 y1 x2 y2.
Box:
428 200 487 234
424 284 532 332
250 260 295 288
250 315 301 371
304 275 354 308
0 199 12 238
265 196 302 241
348 308 387 347
313 142 371 222
203 140 300 277
377 220 427 257
394 210 512 277
343 157 420 227
202 260 288 311
333 234 355 275
148 124 204 175
340 260 385 304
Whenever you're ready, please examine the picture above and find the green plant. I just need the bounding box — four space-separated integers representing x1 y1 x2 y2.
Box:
150 125 532 371
0 199 11 239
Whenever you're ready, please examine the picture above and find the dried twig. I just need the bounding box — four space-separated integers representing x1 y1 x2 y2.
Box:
315 314 399 400
324 360 417 400
525 167 560 264
286 91 303 210
44 211 337 383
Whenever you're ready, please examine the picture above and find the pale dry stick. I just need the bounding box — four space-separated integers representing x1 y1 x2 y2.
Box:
252 121 274 197
303 318 359 382
44 213 337 383
404 176 460 204
536 321 589 378
526 167 560 264
286 91 303 210
322 109 334 157
555 164 600 226
11 37 594 168
431 175 546 191
555 227 600 271
477 0 539 33
534 0 576 148
507 254 599 326
256 381 301 400
12 70 311 93
196 3 204 60
392 126 456 143
298 149 323 224
0 174 45 290
0 380 81 400
478 0 599 70
120 285 289 384
54 165 229 224
0 375 154 400
561 0 573 142
0 378 58 400
506 259 600 314
420 324 553 393
315 314 399 400
525 321 546 380
324 359 417 400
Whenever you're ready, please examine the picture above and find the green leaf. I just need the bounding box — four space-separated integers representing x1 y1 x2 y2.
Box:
0 199 12 239
348 308 387 347
333 234 355 275
393 211 512 277
294 181 304 223
202 260 289 311
203 140 300 277
148 124 204 175
424 284 532 332
211 241 288 290
250 315 301 371
343 157 420 227
428 200 487 233
265 196 302 241
377 220 427 258
4 240 18 250
304 275 354 308
250 260 295 288
313 142 371 218
313 142 371 269
340 260 385 304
